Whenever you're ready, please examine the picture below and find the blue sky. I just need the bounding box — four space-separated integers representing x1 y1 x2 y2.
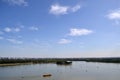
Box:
0 0 120 58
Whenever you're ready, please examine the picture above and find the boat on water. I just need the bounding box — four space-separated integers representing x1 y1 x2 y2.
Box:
56 61 72 65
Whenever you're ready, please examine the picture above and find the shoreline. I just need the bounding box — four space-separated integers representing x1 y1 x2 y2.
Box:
0 63 33 67
0 57 120 66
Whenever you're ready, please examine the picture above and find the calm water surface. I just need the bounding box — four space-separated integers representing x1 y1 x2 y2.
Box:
0 62 120 80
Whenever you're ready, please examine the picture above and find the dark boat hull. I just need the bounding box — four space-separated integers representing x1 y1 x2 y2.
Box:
56 61 72 65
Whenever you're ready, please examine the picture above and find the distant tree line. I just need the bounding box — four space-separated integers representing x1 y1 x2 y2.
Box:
0 57 66 64
83 57 120 63
0 57 120 64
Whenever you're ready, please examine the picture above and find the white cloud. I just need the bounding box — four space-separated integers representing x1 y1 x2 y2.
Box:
7 38 23 44
107 9 120 24
71 4 81 12
4 27 21 33
69 28 93 36
49 4 69 15
0 36 4 40
29 26 39 31
4 27 12 32
107 9 120 20
58 39 72 44
3 0 28 6
49 4 81 15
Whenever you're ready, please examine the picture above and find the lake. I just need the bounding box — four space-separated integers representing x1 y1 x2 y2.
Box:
0 61 120 80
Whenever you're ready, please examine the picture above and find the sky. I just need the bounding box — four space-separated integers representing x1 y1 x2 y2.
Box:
0 0 120 58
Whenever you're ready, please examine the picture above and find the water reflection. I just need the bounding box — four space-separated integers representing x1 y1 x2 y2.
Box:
56 63 72 66
0 62 120 80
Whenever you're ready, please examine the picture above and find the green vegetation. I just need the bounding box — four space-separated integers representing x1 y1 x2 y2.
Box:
0 57 66 64
83 57 120 63
0 57 120 66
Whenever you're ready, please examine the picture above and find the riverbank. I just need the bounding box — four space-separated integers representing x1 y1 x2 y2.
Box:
0 63 33 66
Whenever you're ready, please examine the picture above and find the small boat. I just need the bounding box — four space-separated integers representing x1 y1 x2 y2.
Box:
56 61 72 65
65 61 72 64
43 74 52 77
